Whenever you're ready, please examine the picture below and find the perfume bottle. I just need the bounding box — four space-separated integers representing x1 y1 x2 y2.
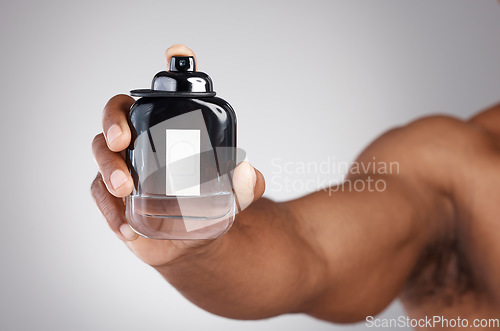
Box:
125 56 237 240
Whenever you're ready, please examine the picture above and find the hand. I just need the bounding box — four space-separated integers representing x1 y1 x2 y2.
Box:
91 45 265 266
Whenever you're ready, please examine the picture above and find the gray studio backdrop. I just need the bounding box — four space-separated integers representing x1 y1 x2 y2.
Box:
1 0 499 330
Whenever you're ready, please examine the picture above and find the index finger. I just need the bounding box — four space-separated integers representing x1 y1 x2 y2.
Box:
102 94 135 152
165 44 196 69
104 45 198 152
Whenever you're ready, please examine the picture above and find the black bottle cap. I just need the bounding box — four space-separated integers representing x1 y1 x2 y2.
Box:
131 56 216 97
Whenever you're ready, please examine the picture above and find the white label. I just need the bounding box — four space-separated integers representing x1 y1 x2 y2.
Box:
165 129 200 196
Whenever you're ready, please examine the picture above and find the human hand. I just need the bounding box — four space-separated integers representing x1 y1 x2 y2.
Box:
91 44 265 266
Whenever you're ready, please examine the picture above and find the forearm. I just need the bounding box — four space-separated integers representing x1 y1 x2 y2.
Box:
153 119 460 322
153 174 452 322
154 198 326 319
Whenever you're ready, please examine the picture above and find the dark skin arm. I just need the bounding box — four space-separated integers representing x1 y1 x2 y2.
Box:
92 45 500 323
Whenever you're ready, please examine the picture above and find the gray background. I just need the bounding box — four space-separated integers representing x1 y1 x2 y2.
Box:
1 0 499 330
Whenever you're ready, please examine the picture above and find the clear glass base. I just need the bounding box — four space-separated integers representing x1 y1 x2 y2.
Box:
125 193 235 240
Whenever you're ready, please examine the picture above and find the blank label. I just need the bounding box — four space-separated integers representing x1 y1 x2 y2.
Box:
166 129 200 196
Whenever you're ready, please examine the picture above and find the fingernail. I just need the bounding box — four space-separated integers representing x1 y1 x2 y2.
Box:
120 223 138 241
242 161 256 190
106 124 122 146
110 170 128 190
249 165 257 189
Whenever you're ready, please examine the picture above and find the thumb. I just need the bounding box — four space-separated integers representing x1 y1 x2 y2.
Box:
232 161 265 212
165 44 197 69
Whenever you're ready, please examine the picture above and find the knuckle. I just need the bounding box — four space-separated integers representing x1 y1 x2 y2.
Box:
100 158 117 175
92 133 105 149
91 176 123 228
90 174 105 199
91 133 108 159
104 95 134 115
100 200 118 224
110 94 130 102
105 95 123 109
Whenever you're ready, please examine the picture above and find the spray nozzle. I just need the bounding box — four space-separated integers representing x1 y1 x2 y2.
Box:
169 56 196 72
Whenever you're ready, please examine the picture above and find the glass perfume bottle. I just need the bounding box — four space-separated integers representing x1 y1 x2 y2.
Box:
125 56 237 240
